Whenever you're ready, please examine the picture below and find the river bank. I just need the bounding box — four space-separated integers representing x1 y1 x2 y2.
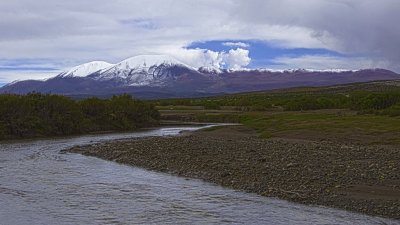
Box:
67 125 400 219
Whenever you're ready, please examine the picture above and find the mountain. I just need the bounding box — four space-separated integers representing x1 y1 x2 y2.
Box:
58 61 114 78
1 55 399 99
89 55 200 86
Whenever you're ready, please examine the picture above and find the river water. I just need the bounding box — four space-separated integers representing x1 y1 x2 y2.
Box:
0 126 398 225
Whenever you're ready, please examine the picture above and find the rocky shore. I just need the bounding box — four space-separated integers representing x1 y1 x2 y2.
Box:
67 126 400 219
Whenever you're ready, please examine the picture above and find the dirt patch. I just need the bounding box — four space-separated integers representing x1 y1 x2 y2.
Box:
341 184 400 201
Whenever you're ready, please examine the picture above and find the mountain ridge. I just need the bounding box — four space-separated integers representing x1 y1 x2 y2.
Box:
1 55 399 99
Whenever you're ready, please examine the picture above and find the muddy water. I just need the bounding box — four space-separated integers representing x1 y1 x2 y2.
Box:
0 126 398 225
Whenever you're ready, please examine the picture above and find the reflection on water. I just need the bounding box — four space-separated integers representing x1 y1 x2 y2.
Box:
0 126 398 225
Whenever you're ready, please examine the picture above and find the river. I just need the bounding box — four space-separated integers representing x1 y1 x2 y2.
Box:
0 126 398 225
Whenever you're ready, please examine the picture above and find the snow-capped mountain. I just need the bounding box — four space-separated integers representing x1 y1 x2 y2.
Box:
1 54 399 99
58 61 114 78
89 55 200 86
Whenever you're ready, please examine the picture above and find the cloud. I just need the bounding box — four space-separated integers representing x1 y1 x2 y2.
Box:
223 48 251 69
0 70 62 82
161 47 251 69
230 0 400 71
0 0 353 60
0 59 63 83
0 0 399 84
222 42 250 48
270 55 390 71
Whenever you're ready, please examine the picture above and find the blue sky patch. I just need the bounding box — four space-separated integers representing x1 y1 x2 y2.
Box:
187 40 347 68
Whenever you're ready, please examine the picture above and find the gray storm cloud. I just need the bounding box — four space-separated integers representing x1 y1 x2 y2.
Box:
231 0 400 70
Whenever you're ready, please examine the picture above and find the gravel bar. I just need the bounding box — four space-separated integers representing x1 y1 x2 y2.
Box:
67 126 400 219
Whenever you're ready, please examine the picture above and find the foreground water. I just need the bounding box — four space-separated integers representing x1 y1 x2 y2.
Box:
0 126 398 225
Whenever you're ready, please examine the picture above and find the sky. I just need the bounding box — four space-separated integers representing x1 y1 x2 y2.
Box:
0 0 399 85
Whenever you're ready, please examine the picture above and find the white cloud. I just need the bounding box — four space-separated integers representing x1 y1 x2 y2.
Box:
223 48 251 69
156 47 250 70
222 42 250 48
165 48 223 69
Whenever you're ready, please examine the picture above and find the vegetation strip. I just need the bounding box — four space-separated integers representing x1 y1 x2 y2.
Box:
0 93 159 140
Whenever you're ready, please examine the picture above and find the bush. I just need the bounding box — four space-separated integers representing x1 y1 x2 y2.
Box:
350 92 400 111
203 101 221 110
0 93 160 139
194 113 240 123
381 104 400 117
283 96 342 111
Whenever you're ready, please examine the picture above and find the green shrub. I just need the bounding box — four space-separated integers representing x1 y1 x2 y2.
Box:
0 93 160 139
203 101 221 110
350 92 400 110
381 104 400 117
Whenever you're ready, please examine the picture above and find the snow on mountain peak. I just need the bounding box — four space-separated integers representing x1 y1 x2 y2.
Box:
115 54 194 70
198 66 223 74
61 61 114 77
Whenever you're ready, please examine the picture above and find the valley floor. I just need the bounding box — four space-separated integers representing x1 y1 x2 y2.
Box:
68 125 400 219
